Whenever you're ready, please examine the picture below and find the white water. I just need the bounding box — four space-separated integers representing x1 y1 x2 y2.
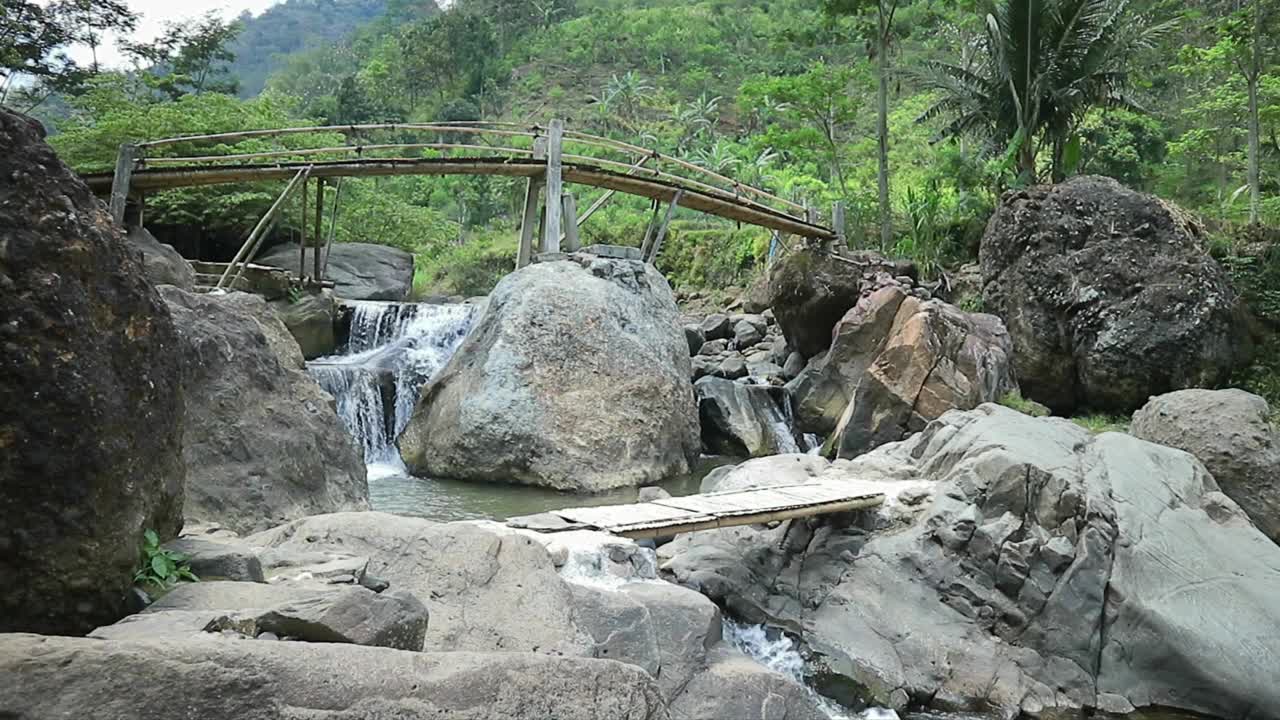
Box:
309 301 475 474
723 619 898 720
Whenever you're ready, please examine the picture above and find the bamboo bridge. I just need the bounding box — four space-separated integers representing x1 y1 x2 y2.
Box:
82 120 843 287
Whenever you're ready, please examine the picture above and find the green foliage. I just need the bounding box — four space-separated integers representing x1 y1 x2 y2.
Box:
415 229 517 298
1231 333 1280 426
657 223 771 290
1070 414 1131 434
998 390 1051 417
134 529 198 589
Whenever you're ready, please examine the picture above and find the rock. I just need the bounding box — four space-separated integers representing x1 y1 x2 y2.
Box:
163 537 265 582
159 287 368 534
788 285 1015 457
400 257 700 491
668 643 829 720
683 324 705 355
0 109 185 635
258 549 370 584
718 355 748 380
147 580 333 613
125 226 195 290
732 319 765 349
981 176 1247 413
638 486 673 503
0 634 670 720
210 586 429 651
662 404 1280 718
695 377 803 457
690 356 719 380
745 361 785 382
767 247 903 357
1132 388 1280 543
698 338 729 356
700 454 830 493
621 582 722 699
267 290 337 360
700 313 732 341
782 351 805 379
257 242 414 301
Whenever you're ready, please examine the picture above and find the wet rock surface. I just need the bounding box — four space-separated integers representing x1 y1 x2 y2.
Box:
0 109 185 635
125 226 195 290
257 241 414 301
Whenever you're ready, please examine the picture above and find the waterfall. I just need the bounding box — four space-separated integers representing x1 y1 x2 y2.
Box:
309 301 475 478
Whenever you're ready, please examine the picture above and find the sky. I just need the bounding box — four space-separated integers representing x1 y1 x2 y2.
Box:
54 0 284 69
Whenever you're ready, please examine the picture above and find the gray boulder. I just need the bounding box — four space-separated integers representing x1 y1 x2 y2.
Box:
400 256 699 491
683 324 705 355
0 634 670 720
0 109 185 635
125 226 195 290
163 537 264 582
732 319 765 348
257 242 414 301
668 643 829 720
160 288 368 534
981 176 1247 413
700 313 732 341
695 377 803 457
267 290 337 359
662 404 1280 718
1132 388 1280 544
211 586 429 650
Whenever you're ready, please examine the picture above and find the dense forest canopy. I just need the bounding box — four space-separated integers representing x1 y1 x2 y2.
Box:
1 0 1276 298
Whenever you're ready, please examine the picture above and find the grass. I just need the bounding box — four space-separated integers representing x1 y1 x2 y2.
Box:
998 390 1051 417
1070 414 1131 434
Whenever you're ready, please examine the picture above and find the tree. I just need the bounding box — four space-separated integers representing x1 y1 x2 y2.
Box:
824 0 902 248
740 63 860 192
62 0 135 73
1215 1 1279 225
918 0 1172 183
1 0 134 105
124 12 242 99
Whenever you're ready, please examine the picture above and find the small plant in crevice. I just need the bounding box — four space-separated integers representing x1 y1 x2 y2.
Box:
998 390 1051 417
1070 414 1130 434
134 529 198 590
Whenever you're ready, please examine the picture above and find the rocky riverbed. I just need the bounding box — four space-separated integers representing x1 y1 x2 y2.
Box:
3 104 1278 720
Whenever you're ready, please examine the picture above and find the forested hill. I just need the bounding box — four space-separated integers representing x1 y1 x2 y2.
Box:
227 0 435 97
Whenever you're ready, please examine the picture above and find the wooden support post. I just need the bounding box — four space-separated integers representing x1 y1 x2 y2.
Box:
314 179 324 281
542 119 564 254
299 177 309 281
562 194 581 252
137 193 146 228
832 201 846 255
646 190 683 264
108 144 137 225
516 135 549 269
561 156 652 243
638 201 662 260
321 178 343 281
218 166 310 290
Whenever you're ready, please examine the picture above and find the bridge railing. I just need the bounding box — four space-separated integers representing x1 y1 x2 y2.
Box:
107 120 845 273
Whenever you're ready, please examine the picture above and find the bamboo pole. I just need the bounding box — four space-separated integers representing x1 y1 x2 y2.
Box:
299 177 308 281
321 178 343 281
142 142 539 165
216 166 311 290
562 194 580 253
542 120 564 254
313 179 324 281
108 144 137 225
647 190 683 264
137 122 540 149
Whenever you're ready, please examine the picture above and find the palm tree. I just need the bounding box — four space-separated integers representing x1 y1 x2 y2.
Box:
918 0 1172 182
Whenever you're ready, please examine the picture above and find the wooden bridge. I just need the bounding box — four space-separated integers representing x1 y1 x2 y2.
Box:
509 481 885 540
83 120 843 287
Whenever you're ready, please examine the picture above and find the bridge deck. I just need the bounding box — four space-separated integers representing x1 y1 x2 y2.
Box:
513 481 885 539
81 157 835 241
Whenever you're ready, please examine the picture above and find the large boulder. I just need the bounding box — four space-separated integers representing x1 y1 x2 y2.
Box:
668 643 830 720
160 287 368 534
399 255 700 491
267 290 337 359
661 404 1280 718
257 242 414 301
1132 388 1280 544
0 634 670 720
0 109 185 635
125 226 195 290
767 248 911 358
981 176 1247 413
694 377 804 457
790 284 1015 457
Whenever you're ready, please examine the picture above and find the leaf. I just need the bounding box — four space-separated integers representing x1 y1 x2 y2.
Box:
152 554 172 580
143 529 159 547
1062 134 1082 175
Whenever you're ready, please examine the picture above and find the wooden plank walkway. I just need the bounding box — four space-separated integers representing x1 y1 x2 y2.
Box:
514 481 886 539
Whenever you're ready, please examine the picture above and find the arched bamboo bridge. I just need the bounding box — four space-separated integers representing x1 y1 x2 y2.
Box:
82 120 843 286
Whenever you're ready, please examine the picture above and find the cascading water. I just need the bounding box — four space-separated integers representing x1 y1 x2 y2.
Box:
723 619 897 720
309 300 475 479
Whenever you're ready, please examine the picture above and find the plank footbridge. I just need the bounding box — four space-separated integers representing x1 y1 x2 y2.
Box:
512 481 885 539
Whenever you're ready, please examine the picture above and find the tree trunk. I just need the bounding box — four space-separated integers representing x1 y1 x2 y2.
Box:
877 7 892 249
1247 1 1263 225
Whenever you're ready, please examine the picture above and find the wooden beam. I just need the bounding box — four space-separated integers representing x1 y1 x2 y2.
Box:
217 166 310 290
314 179 324 281
516 136 549 269
542 119 564 254
299 177 308 280
83 159 837 241
646 189 683 264
638 201 662 259
562 193 580 252
108 144 136 225
832 201 846 254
